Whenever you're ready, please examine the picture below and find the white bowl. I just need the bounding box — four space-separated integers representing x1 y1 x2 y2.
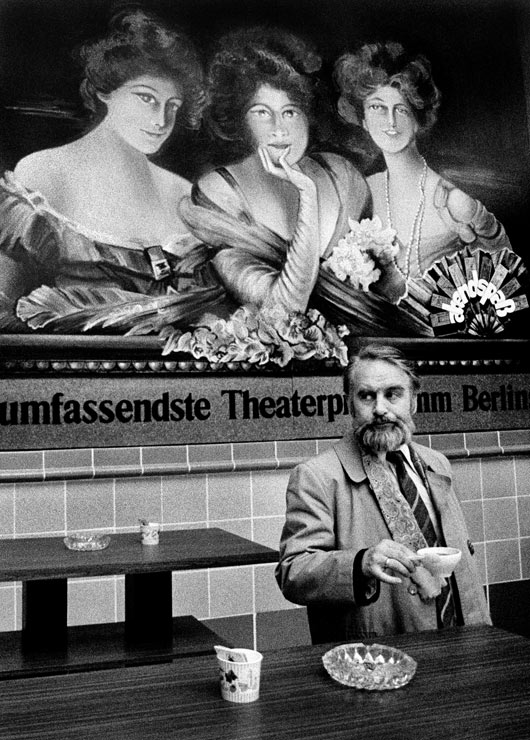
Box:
417 546 461 577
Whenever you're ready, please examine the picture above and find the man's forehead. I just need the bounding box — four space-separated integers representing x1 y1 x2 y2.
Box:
352 359 411 390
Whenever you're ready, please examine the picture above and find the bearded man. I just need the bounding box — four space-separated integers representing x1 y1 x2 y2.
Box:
275 343 490 643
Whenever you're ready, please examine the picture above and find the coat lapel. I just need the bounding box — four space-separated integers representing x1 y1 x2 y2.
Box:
334 430 367 483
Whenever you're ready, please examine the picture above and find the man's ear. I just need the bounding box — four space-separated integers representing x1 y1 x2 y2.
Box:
411 394 418 415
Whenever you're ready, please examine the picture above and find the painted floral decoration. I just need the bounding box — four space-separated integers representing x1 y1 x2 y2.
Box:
160 305 350 367
323 215 398 291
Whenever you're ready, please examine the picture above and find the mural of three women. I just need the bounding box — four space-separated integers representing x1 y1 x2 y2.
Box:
0 5 527 366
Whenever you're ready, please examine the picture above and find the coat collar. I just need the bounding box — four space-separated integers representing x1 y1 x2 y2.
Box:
335 429 367 483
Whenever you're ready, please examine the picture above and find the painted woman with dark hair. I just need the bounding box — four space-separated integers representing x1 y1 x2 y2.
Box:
179 26 370 315
334 41 511 296
0 10 223 333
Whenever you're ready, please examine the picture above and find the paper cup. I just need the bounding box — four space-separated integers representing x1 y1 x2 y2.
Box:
217 648 263 703
140 522 160 545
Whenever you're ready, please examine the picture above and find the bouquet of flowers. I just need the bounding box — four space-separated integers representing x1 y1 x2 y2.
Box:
160 305 350 368
315 217 434 337
322 216 398 291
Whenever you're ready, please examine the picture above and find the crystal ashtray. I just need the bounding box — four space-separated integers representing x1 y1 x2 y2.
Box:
322 642 417 691
64 533 111 551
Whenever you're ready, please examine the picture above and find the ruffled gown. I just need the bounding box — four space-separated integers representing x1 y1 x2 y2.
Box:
0 172 226 334
180 152 439 336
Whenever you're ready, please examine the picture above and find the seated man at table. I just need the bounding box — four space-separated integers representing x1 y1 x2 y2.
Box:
275 343 491 643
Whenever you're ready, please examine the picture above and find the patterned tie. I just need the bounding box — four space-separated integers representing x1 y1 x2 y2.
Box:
386 450 457 628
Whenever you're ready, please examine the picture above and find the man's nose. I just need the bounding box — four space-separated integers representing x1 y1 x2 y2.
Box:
373 394 388 416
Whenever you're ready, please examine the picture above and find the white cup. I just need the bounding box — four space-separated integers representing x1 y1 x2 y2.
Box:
139 521 160 545
216 647 263 703
417 546 462 577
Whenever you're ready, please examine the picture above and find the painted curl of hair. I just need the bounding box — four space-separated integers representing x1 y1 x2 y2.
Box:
204 26 322 157
335 41 441 132
76 10 205 129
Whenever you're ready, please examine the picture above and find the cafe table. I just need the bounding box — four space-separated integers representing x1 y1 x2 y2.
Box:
0 625 528 740
0 527 278 678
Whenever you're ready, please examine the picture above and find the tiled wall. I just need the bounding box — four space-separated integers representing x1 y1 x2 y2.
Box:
0 431 529 648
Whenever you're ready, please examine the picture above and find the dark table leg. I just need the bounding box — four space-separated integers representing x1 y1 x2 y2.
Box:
22 579 68 651
125 571 173 646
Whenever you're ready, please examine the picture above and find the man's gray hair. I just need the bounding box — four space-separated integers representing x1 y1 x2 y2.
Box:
343 344 421 396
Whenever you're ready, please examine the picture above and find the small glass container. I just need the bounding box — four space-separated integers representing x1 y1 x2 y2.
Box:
322 642 417 691
64 533 111 551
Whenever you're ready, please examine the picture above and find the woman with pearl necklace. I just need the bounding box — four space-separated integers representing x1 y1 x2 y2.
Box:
334 41 512 302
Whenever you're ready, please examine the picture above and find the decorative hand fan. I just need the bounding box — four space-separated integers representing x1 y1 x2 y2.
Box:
402 247 529 337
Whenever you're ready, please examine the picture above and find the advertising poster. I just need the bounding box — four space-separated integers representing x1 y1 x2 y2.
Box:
1 0 529 446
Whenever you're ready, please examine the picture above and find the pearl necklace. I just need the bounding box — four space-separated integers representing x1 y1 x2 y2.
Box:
385 157 427 281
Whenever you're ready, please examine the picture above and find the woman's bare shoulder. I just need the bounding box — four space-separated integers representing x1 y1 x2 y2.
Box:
314 151 365 177
13 146 70 193
14 149 56 190
366 170 385 186
312 152 370 203
366 170 386 198
150 163 192 199
195 167 243 211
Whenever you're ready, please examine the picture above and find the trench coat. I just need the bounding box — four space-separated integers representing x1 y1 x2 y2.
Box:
275 430 491 642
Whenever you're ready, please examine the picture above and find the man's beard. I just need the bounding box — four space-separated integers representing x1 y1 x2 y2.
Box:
354 417 415 454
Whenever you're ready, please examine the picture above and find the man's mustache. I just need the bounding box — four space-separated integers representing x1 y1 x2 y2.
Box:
354 417 414 453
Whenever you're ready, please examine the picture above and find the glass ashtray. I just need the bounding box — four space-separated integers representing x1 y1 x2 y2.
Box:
322 642 417 691
64 533 111 551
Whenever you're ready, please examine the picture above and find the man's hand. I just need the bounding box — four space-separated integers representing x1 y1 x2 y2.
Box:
362 539 422 585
